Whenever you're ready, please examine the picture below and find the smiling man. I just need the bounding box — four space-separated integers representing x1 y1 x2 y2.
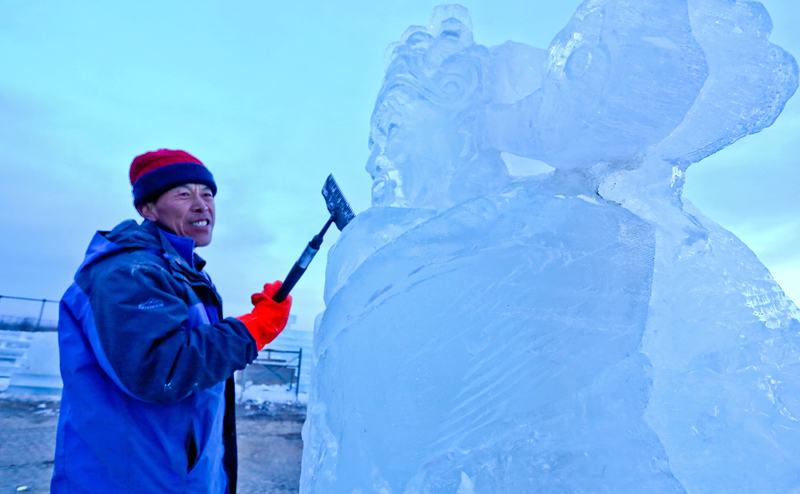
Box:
51 149 291 494
138 183 216 245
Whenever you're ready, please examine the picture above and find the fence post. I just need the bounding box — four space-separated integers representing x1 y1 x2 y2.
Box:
296 347 302 400
37 299 47 328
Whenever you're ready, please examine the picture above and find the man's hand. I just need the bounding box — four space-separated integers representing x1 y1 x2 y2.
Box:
236 281 293 350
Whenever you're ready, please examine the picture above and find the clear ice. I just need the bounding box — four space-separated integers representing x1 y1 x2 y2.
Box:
301 1 800 493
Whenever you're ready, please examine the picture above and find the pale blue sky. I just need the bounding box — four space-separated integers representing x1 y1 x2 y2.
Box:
0 0 797 329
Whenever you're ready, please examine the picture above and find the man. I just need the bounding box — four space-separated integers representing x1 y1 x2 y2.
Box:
51 149 291 494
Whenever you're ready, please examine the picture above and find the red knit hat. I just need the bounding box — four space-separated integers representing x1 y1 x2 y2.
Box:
130 149 217 205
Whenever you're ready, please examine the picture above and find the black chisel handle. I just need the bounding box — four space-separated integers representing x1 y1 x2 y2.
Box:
272 216 333 303
273 243 318 303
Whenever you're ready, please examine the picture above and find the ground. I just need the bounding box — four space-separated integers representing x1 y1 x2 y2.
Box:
0 399 305 494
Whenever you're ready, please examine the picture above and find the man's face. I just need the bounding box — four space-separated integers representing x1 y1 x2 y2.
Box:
137 183 215 247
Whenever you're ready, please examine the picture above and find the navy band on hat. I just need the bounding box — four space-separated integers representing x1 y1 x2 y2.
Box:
132 162 217 206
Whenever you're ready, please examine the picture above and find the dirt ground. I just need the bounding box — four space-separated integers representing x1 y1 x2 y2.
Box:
0 399 305 494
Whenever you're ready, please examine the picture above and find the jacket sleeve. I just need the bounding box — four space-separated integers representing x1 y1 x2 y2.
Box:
86 262 259 403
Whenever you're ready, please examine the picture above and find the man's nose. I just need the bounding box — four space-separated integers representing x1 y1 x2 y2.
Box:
191 196 208 211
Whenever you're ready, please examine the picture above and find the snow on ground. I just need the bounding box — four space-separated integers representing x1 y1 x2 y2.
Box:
237 383 309 406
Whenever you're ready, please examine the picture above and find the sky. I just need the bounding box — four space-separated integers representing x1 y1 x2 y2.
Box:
0 0 797 330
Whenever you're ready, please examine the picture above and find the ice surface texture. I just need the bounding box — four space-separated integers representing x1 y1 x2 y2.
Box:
302 1 799 493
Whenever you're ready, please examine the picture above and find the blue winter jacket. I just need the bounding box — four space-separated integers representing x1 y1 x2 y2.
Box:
51 219 259 494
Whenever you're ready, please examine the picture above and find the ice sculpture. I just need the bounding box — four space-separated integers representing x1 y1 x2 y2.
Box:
301 1 799 493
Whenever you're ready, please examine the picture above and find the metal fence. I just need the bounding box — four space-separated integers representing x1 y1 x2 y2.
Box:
241 348 303 399
0 296 59 332
0 295 310 400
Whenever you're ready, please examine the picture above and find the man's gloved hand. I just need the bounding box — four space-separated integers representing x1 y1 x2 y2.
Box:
236 281 292 350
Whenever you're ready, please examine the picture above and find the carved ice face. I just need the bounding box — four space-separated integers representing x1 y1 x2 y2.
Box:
366 20 483 210
366 92 466 210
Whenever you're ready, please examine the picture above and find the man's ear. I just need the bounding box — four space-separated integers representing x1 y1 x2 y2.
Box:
137 203 158 221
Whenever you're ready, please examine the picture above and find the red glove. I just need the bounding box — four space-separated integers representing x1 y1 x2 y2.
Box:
237 281 292 350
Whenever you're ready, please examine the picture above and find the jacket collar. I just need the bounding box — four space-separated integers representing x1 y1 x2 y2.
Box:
80 219 209 283
154 223 206 272
145 221 208 277
146 222 219 306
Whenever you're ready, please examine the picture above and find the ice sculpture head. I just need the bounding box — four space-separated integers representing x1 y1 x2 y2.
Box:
490 0 708 169
367 0 798 209
367 6 511 210
491 0 797 175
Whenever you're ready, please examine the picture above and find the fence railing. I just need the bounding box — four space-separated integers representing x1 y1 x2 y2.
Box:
0 295 59 331
242 348 303 399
